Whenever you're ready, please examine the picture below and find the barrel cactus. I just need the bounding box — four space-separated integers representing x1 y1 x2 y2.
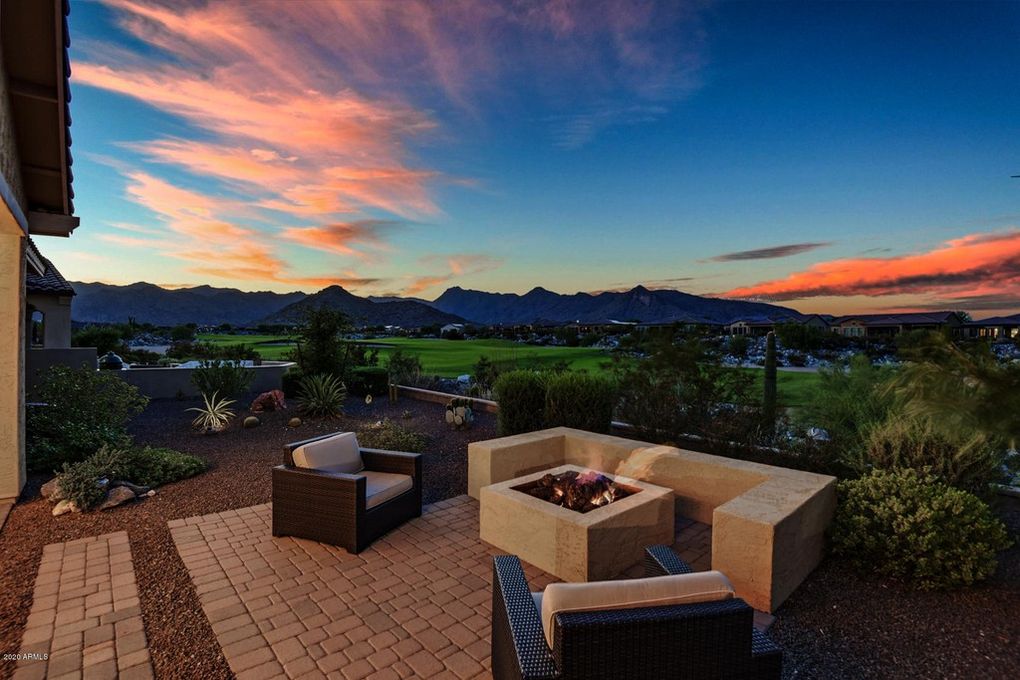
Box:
445 398 475 430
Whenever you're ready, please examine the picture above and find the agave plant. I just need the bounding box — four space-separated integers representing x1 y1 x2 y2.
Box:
186 391 236 433
296 374 347 418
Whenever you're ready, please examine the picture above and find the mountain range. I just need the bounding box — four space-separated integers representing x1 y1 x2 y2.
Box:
69 281 801 327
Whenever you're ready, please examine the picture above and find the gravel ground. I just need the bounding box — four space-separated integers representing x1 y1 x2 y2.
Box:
0 396 1017 679
0 396 493 680
771 496 1020 679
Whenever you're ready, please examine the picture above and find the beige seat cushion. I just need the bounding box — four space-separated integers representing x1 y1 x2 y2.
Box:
292 432 364 474
363 471 413 509
539 571 734 647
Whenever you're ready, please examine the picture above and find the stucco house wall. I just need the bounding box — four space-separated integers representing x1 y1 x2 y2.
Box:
27 292 72 347
0 52 28 501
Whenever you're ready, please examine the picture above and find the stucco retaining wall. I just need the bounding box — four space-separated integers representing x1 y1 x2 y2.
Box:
468 427 837 612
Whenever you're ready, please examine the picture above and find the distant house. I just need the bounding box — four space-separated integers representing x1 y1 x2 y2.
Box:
440 323 465 337
728 318 779 336
963 314 1020 340
25 239 74 348
830 311 965 338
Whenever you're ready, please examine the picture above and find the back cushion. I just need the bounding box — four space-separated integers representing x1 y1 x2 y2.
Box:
540 571 734 647
292 432 364 474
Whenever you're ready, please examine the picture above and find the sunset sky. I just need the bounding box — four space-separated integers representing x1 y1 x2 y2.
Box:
43 0 1020 315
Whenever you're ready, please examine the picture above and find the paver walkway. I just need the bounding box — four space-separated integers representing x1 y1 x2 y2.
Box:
15 531 153 680
170 495 712 680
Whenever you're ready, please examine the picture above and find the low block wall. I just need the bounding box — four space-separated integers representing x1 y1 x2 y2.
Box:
113 362 296 400
468 427 836 613
26 347 98 396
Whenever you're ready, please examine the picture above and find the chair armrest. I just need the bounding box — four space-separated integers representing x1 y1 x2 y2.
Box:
491 556 558 680
360 448 421 477
644 545 694 577
272 465 366 510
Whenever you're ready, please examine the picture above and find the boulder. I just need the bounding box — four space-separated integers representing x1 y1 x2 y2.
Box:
250 390 286 412
52 499 78 516
99 486 137 511
287 417 302 428
110 480 151 496
40 478 62 501
243 416 261 429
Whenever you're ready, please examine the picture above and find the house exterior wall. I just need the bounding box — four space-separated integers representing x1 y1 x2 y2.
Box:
27 293 73 347
0 48 27 501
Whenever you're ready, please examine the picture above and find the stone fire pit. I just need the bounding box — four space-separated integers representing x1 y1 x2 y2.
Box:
479 464 674 582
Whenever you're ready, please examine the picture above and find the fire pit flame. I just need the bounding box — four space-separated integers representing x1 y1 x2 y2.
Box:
523 469 633 513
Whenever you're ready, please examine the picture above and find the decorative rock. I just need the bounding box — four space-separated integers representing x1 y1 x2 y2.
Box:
287 417 302 428
40 478 61 500
52 499 77 516
250 389 286 412
243 415 261 429
146 489 156 497
99 486 137 511
110 480 151 496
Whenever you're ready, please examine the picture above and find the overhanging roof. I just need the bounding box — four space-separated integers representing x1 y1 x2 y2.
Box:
2 0 78 236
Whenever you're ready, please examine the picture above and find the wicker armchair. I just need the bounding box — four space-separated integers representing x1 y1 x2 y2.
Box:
491 545 782 680
272 432 422 553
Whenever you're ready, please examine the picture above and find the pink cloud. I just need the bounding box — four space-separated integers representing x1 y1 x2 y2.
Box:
723 229 1020 308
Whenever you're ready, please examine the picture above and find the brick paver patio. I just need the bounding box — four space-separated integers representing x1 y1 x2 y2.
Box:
169 495 712 680
15 531 153 680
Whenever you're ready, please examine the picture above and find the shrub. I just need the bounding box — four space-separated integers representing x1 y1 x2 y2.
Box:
55 444 126 511
473 355 501 391
191 360 254 399
281 369 304 398
853 416 1005 496
348 366 389 397
358 418 427 452
186 392 236 432
797 354 895 460
385 349 423 385
494 370 547 435
544 372 616 434
831 468 1011 589
27 365 148 472
296 374 347 418
120 446 206 487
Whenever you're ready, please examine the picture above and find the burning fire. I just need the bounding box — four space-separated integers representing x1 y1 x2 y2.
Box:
524 469 632 513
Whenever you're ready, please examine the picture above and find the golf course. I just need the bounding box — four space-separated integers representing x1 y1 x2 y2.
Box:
195 333 821 407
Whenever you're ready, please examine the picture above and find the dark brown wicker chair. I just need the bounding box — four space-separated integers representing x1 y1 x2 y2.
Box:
491 545 782 680
272 432 422 553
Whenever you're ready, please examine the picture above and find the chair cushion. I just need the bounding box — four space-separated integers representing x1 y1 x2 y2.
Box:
362 471 413 509
540 571 734 647
292 432 364 474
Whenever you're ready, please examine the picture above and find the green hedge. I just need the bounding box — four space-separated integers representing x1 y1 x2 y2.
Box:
494 370 547 435
348 366 389 397
544 372 616 434
831 468 1011 589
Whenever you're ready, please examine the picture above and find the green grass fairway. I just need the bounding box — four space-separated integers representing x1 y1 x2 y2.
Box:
195 333 821 405
355 337 613 376
735 367 822 409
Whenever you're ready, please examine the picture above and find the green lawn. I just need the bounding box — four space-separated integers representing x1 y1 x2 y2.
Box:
735 368 822 409
355 337 613 376
195 333 821 405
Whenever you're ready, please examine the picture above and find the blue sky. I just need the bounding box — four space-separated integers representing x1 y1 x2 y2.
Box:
44 0 1020 314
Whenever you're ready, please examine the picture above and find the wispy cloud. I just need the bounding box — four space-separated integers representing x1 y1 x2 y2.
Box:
706 242 833 262
722 229 1020 308
401 253 504 295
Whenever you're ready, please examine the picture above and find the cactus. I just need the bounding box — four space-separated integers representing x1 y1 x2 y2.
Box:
763 331 778 435
445 397 475 430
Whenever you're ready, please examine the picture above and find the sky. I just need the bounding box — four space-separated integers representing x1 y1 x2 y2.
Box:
42 0 1020 315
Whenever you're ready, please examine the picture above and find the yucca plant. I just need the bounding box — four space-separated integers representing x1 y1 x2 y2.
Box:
186 391 236 433
296 374 347 418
